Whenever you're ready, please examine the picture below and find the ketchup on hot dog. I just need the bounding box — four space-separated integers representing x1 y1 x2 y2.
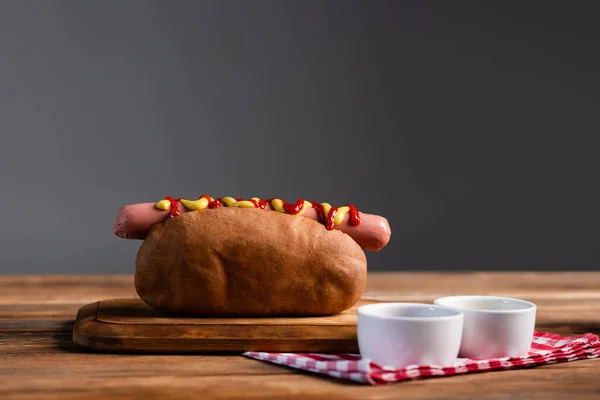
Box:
156 195 361 231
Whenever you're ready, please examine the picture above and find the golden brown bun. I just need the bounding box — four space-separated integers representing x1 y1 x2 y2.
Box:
135 207 367 316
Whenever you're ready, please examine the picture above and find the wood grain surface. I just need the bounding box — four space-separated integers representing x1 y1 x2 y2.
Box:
1 272 599 399
72 298 376 353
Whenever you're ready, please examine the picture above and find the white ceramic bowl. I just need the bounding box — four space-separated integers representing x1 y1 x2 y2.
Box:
434 295 536 359
357 303 464 369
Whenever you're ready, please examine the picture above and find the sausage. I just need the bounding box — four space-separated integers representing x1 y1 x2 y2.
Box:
113 202 391 251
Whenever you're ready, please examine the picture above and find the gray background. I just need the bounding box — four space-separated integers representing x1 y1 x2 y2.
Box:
0 1 598 274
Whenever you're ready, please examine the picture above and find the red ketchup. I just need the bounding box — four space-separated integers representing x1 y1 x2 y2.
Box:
321 205 359 230
346 204 361 226
164 196 182 217
248 198 268 209
282 198 305 215
199 194 224 209
161 195 361 230
310 201 327 224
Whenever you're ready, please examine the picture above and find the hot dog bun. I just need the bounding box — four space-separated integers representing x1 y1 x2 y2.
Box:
135 207 367 316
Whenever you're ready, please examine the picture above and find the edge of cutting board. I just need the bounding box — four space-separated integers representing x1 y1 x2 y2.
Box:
72 299 371 354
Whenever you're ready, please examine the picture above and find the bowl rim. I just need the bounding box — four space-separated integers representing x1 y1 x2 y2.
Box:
433 295 537 314
357 302 464 321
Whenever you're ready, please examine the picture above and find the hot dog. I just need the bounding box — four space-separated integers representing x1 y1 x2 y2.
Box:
114 196 391 251
124 195 392 316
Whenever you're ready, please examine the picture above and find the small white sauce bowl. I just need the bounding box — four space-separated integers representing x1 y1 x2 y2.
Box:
434 295 536 359
357 303 463 369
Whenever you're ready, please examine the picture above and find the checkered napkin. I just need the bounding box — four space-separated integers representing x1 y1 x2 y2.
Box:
243 331 600 385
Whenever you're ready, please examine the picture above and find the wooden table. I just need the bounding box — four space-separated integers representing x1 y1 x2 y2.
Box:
1 272 599 399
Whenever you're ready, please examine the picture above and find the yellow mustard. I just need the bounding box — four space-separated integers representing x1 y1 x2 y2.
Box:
155 199 172 211
180 197 210 211
155 196 355 228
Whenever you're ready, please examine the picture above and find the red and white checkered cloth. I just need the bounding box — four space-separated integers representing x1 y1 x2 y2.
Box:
243 331 600 385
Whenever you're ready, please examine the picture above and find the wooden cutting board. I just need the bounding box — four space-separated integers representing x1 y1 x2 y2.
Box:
72 298 378 354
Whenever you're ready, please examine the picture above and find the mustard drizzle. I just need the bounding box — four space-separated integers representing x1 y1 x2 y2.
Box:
155 196 353 228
